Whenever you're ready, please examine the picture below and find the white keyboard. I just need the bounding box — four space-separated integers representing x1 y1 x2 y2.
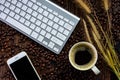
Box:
0 0 80 54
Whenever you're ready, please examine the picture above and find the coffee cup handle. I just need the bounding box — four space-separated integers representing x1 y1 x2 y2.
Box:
91 66 100 75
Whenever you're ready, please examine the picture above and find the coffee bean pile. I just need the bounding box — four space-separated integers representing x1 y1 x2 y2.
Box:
0 0 120 80
111 0 120 59
111 0 120 43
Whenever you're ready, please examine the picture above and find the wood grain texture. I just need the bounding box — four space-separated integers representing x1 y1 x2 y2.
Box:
0 0 120 80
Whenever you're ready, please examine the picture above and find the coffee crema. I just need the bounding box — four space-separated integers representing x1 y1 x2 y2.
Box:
75 50 92 65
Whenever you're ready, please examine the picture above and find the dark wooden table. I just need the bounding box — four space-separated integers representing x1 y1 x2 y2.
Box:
0 0 120 80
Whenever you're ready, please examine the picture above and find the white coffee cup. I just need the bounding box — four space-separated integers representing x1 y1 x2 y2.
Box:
69 42 100 75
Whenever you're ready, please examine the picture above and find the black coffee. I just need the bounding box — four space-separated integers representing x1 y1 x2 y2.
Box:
75 50 92 65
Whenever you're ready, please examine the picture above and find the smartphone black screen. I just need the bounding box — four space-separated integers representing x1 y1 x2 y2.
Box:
10 56 39 80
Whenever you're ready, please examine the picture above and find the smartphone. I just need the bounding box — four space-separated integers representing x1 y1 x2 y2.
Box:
7 51 41 80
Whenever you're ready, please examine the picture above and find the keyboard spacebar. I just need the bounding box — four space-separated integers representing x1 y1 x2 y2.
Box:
6 16 32 35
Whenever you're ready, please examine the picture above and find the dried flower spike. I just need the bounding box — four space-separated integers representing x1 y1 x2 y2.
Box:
83 19 92 43
75 0 91 14
103 0 109 11
86 15 101 39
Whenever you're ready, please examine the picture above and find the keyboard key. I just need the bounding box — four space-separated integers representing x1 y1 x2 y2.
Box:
6 16 32 34
58 15 63 19
53 17 59 23
46 26 52 32
14 14 20 20
41 23 47 29
53 23 59 30
15 8 20 14
10 5 15 10
27 8 33 14
0 12 7 20
27 1 33 7
63 30 69 36
32 4 38 10
69 21 75 26
37 35 44 42
38 7 43 13
42 17 48 23
64 23 72 31
48 14 54 20
35 20 41 26
37 14 43 20
48 42 55 48
11 0 17 4
5 1 10 7
43 41 48 45
22 5 27 11
43 11 49 17
64 18 69 22
58 27 64 33
30 17 36 23
0 5 5 11
32 11 38 17
51 29 57 35
40 30 46 36
35 27 41 33
0 0 5 4
30 24 36 29
37 2 42 6
20 11 26 17
53 11 58 16
16 2 22 8
25 14 31 20
19 17 25 23
54 47 59 52
45 33 51 39
57 32 66 41
51 36 63 46
59 20 65 26
31 31 38 39
42 5 47 9
47 8 53 13
4 8 10 14
9 11 15 17
21 0 28 4
48 20 53 26
25 20 30 26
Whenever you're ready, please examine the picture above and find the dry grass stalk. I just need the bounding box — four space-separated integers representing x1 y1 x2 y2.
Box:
103 0 109 11
75 0 91 14
103 0 114 45
86 15 101 39
83 19 92 43
91 30 110 63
